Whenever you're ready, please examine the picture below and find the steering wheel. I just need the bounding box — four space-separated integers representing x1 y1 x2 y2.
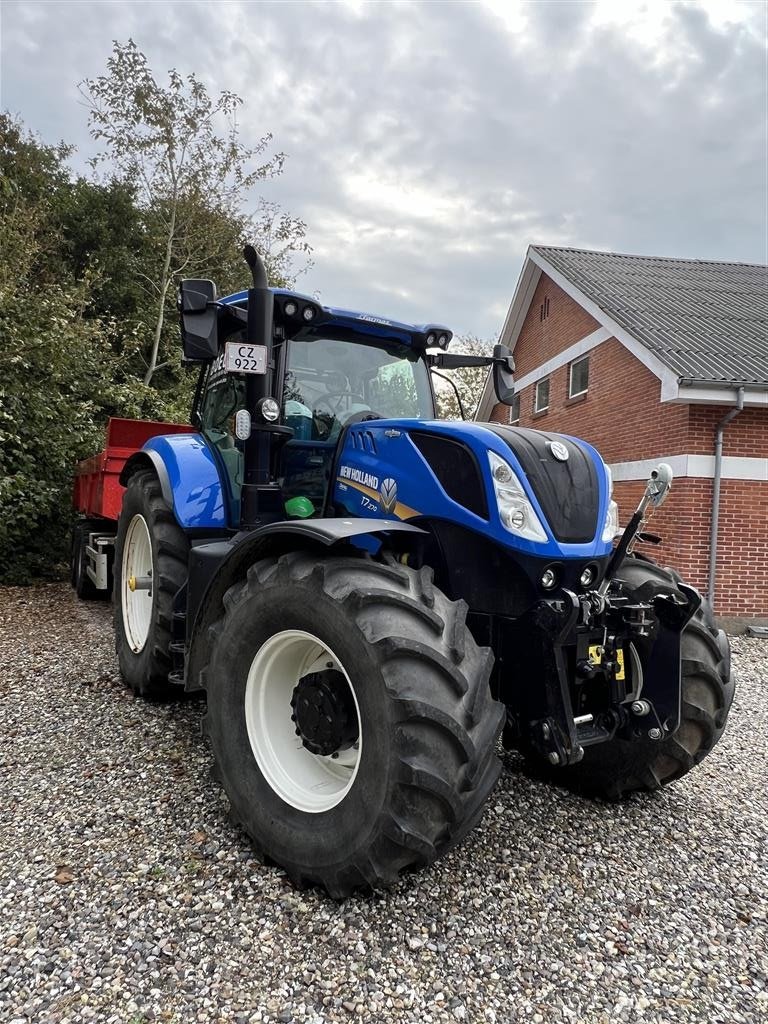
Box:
313 392 368 418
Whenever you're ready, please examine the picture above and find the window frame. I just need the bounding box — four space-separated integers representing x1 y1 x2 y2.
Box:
534 377 550 414
568 354 590 398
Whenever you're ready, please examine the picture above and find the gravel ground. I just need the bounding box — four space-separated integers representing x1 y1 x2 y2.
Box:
1 584 766 1024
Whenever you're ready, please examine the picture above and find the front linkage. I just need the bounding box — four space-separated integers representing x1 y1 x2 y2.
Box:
506 463 702 768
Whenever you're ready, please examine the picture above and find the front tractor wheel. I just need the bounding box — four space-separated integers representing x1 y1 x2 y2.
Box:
113 469 189 699
203 552 505 896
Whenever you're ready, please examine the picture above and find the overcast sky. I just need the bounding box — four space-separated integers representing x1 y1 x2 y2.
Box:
2 1 766 337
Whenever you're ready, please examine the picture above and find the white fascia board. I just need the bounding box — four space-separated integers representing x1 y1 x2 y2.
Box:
500 256 542 351
513 326 610 392
609 455 768 482
528 250 681 401
675 385 768 408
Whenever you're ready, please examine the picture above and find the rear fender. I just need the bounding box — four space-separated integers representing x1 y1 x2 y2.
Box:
185 517 425 692
120 433 227 529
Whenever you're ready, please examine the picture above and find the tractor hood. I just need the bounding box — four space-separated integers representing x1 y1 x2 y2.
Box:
332 418 613 561
480 423 601 544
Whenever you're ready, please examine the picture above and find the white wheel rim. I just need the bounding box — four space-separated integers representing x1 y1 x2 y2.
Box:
121 514 153 653
245 630 362 814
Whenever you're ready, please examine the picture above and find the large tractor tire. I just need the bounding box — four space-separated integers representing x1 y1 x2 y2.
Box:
539 557 734 799
113 469 189 699
202 552 505 896
70 519 105 601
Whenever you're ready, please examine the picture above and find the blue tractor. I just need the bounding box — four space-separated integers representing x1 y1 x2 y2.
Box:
110 247 733 895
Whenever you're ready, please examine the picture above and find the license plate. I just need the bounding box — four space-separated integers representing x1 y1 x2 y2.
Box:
224 342 267 375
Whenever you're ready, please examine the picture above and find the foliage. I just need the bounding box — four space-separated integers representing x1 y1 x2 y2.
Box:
434 335 494 420
80 40 310 386
1 38 311 582
0 125 166 580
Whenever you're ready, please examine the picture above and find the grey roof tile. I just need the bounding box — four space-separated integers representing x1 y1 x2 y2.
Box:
533 246 768 387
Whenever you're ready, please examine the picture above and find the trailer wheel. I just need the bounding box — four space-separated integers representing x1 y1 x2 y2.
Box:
71 519 104 600
203 552 505 896
534 558 734 799
113 469 188 699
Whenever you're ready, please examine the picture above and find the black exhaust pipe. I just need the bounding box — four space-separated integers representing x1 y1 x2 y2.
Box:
241 245 278 525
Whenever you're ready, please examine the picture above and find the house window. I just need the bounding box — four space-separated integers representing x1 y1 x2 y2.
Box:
508 393 520 424
539 296 551 322
534 377 550 413
569 355 589 397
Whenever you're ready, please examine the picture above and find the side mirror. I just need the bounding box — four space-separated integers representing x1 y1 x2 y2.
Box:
492 344 516 405
646 463 673 507
179 279 218 361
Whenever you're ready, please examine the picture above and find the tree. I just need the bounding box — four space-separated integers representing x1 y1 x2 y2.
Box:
434 335 495 420
80 40 310 386
0 115 168 581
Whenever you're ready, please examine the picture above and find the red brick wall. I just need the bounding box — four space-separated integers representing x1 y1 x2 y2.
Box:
613 478 768 618
494 336 691 464
512 275 600 378
688 406 768 456
488 272 767 619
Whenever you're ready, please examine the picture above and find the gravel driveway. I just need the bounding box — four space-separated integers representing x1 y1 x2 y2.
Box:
1 584 766 1024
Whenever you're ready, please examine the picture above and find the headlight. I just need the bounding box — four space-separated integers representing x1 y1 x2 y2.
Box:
602 499 620 542
488 451 548 543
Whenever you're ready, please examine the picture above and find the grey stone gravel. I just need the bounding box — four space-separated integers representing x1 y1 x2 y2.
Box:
1 584 766 1024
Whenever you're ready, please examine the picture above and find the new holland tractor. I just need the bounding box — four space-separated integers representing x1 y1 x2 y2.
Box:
79 246 733 895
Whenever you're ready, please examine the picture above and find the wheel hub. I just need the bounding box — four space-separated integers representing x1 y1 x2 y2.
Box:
291 669 359 756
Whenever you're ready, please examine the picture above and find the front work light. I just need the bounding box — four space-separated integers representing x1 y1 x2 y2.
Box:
580 565 596 588
256 397 280 423
488 451 548 543
541 567 558 590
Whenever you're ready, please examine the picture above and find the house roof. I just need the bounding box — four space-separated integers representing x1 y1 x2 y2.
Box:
476 245 768 420
532 246 768 388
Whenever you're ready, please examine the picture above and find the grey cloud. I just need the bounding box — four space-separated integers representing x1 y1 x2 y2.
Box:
2 0 765 337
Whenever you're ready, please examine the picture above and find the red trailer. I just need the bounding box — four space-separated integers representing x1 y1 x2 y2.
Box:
71 417 194 598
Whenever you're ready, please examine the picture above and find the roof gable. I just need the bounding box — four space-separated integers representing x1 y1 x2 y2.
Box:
532 246 768 388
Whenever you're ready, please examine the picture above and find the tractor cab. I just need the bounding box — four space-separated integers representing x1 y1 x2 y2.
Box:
180 254 510 527
195 318 436 518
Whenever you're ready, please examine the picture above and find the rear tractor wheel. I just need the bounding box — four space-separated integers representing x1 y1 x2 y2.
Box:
113 469 189 699
203 552 505 896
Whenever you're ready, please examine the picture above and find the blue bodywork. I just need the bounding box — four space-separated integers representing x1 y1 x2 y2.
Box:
332 420 613 560
142 287 612 559
219 289 452 350
142 433 227 529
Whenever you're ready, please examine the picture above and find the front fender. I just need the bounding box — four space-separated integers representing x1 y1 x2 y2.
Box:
120 433 227 529
185 517 426 691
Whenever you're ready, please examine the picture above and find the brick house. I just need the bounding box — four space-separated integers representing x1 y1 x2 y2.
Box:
476 246 768 626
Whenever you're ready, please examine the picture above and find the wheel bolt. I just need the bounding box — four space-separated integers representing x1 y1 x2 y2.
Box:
548 751 560 765
648 728 663 740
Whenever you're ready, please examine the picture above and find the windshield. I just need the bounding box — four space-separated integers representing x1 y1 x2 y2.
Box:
283 332 434 441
